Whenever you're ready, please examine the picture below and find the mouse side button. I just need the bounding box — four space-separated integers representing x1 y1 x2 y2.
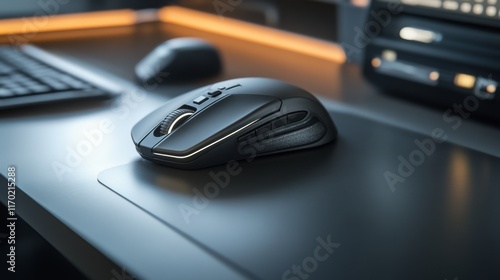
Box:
193 95 208 105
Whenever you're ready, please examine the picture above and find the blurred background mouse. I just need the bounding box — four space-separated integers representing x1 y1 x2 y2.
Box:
135 37 222 85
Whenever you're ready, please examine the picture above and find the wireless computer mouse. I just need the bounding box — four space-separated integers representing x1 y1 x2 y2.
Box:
131 77 337 169
135 37 222 84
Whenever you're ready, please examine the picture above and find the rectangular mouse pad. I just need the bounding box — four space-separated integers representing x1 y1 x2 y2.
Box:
98 110 500 280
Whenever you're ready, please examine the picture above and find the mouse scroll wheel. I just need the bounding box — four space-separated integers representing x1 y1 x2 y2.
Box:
159 108 195 135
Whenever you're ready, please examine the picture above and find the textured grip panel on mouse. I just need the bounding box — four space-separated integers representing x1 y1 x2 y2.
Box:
239 117 326 155
258 120 326 154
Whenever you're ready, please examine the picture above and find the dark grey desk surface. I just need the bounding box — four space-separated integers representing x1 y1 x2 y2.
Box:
1 22 499 279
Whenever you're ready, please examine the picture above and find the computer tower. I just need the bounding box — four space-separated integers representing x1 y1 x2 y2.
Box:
362 0 500 123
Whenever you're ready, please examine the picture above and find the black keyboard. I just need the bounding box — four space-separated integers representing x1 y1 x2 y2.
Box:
0 45 121 109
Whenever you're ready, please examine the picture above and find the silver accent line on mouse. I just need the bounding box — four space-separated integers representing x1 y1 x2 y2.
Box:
153 118 261 159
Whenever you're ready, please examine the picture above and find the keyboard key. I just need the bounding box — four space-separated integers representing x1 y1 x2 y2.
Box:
28 85 51 93
58 75 90 89
4 82 20 89
0 66 13 74
45 80 71 90
10 87 31 95
22 81 43 87
0 89 13 97
69 82 91 89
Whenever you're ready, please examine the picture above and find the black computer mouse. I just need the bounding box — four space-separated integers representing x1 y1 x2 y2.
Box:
135 37 222 85
131 77 337 169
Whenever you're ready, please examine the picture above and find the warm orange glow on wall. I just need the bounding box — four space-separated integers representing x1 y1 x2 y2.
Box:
350 0 370 7
158 6 346 64
0 6 346 64
0 10 137 36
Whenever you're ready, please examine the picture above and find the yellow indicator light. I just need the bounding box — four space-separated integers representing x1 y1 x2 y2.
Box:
486 84 497 94
429 71 440 81
371 58 382 68
454 73 476 89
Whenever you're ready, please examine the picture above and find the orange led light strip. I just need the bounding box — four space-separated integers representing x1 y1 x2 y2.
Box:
0 9 137 36
158 6 346 64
